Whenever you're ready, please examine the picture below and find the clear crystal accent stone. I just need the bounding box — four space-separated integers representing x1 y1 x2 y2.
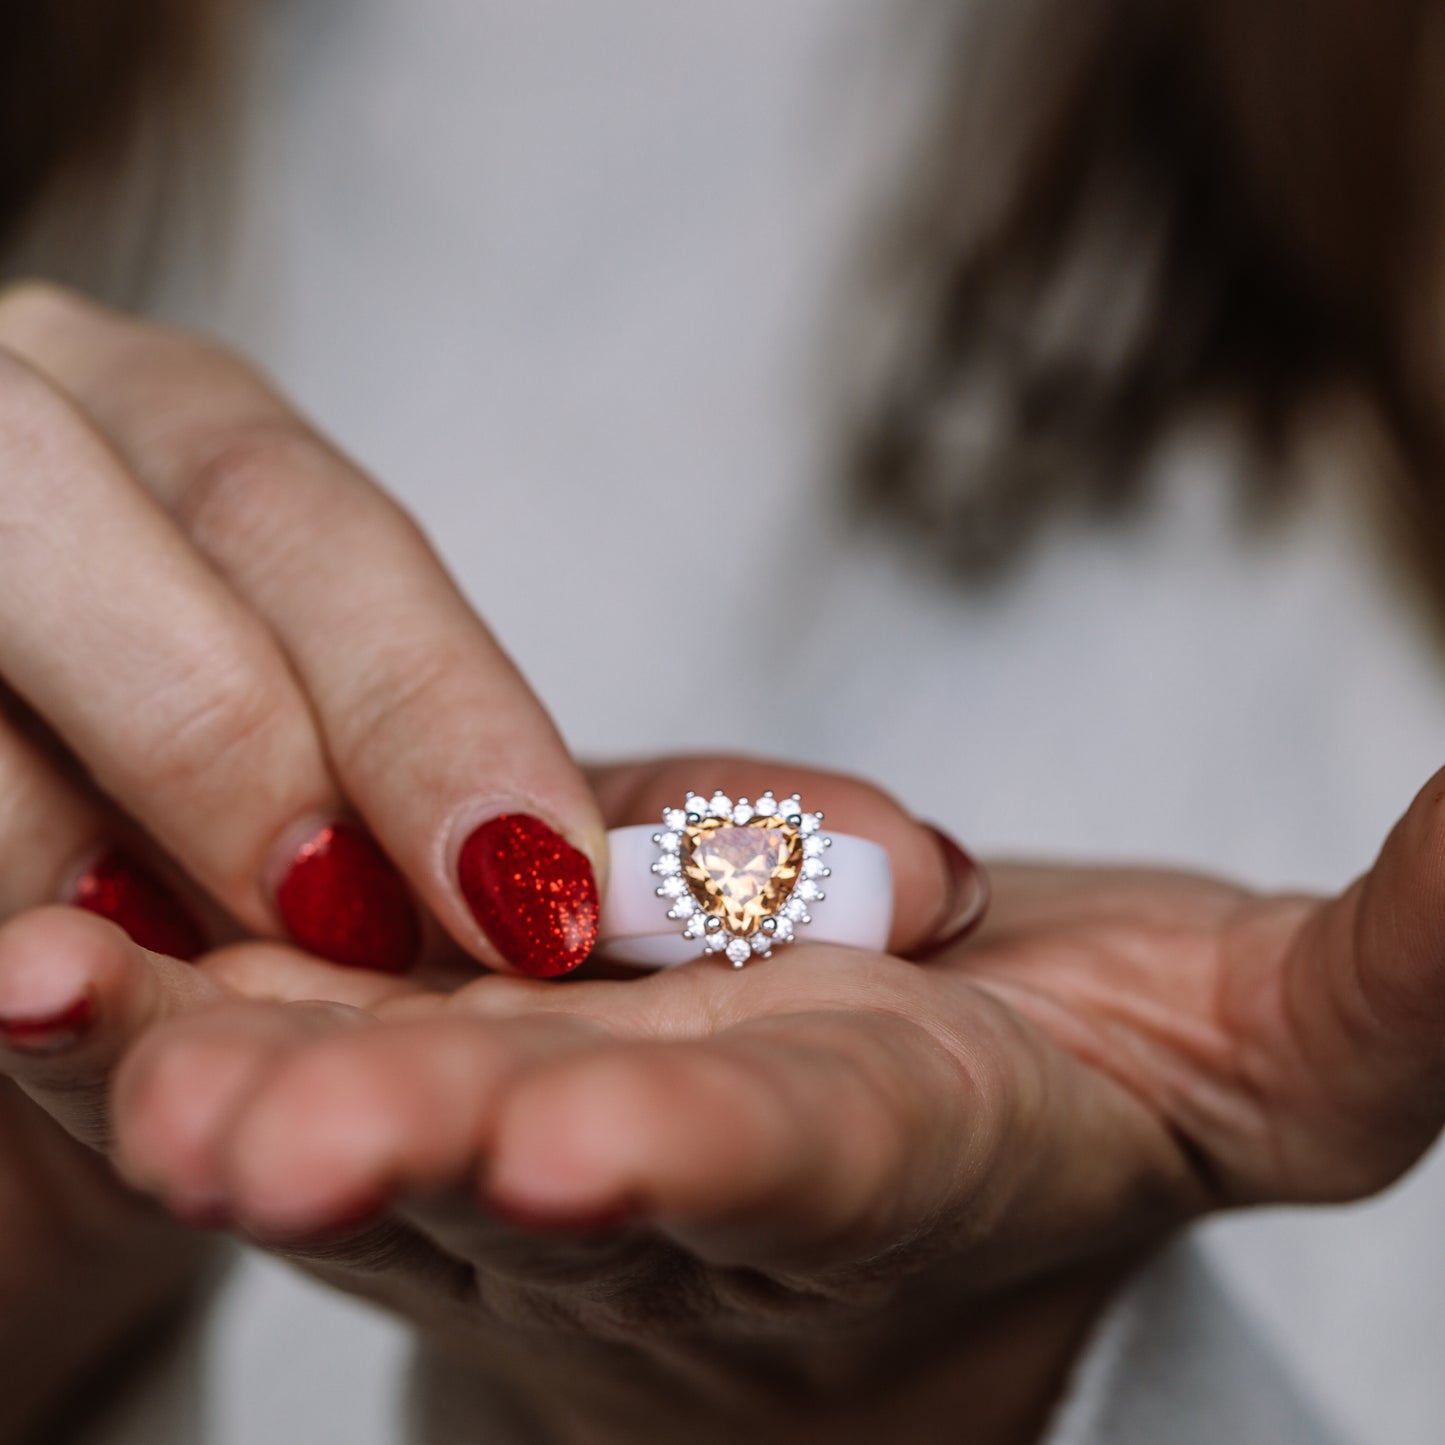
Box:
726 937 752 966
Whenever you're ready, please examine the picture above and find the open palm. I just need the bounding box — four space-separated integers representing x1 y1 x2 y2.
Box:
1 755 1440 1444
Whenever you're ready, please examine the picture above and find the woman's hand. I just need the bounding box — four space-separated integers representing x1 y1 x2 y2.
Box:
0 280 604 980
3 755 1443 1444
0 280 605 1440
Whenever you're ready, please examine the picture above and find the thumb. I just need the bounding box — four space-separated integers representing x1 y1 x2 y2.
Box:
0 906 224 1150
1278 764 1445 1186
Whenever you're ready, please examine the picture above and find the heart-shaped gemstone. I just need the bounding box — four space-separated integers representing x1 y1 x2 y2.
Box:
683 817 802 935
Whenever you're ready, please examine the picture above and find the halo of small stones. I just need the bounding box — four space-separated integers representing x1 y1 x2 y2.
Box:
651 790 832 968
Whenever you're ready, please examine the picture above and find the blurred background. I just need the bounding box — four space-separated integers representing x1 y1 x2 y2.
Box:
10 1 1445 1440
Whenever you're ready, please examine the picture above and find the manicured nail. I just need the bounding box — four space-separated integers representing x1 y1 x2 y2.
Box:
457 814 599 978
0 995 95 1054
912 825 991 959
276 822 421 973
68 849 208 962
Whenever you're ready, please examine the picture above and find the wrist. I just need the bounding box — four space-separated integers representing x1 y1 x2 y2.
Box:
0 1224 219 1445
408 1262 1127 1445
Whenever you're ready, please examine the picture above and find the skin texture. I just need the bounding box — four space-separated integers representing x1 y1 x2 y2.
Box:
1 755 1444 1442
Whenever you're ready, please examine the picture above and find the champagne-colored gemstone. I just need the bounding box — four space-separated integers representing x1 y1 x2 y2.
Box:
683 818 802 936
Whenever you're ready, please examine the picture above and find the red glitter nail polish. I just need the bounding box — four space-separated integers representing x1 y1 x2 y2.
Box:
275 822 420 973
910 825 991 960
457 814 598 978
0 996 95 1053
69 850 208 961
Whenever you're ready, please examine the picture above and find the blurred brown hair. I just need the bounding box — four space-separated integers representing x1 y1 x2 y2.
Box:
859 0 1445 607
5 0 1445 603
0 0 230 297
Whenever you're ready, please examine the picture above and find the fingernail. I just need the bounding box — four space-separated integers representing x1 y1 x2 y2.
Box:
68 849 208 962
912 824 990 959
485 1194 637 1236
0 995 95 1054
276 822 421 973
457 814 599 978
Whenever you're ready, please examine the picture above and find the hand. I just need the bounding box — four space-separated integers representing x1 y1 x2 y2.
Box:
3 755 1443 1443
0 280 604 1438
0 280 605 980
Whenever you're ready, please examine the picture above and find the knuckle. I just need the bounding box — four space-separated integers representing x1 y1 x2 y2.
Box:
0 277 90 335
177 424 335 548
328 638 472 780
134 653 292 797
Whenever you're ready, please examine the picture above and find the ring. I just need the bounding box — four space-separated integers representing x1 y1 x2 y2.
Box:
597 790 893 969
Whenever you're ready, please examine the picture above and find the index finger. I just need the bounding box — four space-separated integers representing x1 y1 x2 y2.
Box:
0 285 604 978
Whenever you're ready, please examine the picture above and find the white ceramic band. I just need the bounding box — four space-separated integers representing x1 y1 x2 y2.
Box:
598 824 894 969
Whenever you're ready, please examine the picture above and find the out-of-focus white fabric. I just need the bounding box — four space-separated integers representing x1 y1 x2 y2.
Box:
110 1 1445 1440
1047 1238 1348 1445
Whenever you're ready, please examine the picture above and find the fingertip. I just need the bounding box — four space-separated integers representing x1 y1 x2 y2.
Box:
487 1045 775 1223
903 825 991 958
0 906 138 1047
113 1015 273 1216
219 1035 410 1235
485 1056 647 1220
0 906 193 1150
453 811 601 978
